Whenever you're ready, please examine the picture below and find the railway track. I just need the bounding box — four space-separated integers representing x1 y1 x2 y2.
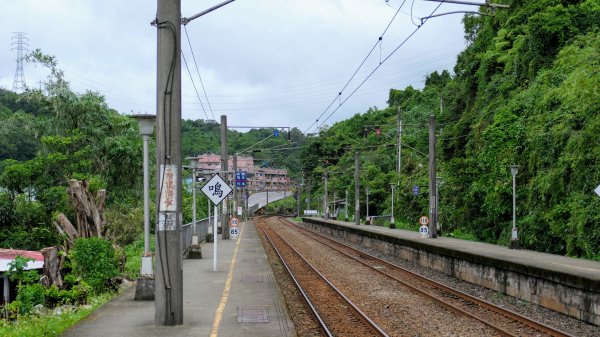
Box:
257 217 389 337
271 216 575 337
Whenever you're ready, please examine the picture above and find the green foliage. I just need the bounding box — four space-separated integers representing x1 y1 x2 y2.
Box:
0 293 112 337
105 204 143 247
44 281 91 309
6 256 38 287
15 283 45 315
266 197 296 215
298 1 600 259
70 238 119 293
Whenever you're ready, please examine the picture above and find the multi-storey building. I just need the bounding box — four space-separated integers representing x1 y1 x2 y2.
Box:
194 154 290 191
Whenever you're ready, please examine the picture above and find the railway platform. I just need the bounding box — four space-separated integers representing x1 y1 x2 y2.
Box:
61 219 295 337
301 217 600 326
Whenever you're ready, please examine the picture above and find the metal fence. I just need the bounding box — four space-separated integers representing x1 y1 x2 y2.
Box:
181 203 261 255
181 216 214 256
368 215 391 226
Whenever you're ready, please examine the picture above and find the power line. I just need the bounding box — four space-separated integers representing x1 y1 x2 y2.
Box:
312 1 446 132
303 0 408 134
181 51 210 120
183 25 216 121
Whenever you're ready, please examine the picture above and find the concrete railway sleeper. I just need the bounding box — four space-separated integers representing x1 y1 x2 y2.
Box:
273 216 576 337
257 217 389 337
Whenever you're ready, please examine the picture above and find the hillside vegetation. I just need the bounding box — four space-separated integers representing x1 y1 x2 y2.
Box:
0 0 597 261
301 0 599 259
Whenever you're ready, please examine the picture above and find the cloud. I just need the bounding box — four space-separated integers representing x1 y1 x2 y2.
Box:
1 0 467 131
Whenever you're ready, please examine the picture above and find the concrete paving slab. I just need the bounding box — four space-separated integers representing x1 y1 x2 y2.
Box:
61 219 294 337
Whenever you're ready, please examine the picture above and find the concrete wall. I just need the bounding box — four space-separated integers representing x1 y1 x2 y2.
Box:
302 218 600 326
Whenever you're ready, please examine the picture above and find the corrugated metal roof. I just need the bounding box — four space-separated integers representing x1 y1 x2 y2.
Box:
0 249 44 272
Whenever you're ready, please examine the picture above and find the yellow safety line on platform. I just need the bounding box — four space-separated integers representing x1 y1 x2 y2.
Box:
210 221 245 337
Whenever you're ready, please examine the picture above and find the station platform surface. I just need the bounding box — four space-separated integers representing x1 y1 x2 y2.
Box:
303 217 600 289
62 219 295 337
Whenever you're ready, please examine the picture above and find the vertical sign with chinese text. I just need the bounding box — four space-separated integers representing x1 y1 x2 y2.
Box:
158 165 178 231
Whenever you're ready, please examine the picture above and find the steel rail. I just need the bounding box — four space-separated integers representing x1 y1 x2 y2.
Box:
258 218 389 337
277 217 575 337
256 218 332 337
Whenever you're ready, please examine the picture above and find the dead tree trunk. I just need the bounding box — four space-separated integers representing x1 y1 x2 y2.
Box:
40 246 64 288
54 179 107 248
54 213 78 250
67 179 106 238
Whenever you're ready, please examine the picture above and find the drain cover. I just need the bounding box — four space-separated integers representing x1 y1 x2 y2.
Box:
237 305 269 323
241 273 263 282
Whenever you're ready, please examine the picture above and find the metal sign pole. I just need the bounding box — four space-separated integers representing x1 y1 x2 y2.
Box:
213 204 218 271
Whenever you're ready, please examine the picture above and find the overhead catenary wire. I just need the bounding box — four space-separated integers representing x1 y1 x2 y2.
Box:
181 51 210 120
303 0 409 135
183 25 216 121
312 1 446 133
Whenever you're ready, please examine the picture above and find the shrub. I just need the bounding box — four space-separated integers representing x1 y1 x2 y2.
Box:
70 237 119 293
105 205 143 246
15 283 45 315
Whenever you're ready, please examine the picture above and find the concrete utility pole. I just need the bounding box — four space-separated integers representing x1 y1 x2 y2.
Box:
397 107 402 175
154 0 183 325
220 115 230 239
323 170 329 219
354 151 361 225
428 115 438 238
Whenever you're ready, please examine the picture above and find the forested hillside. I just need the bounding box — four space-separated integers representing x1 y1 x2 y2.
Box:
302 0 599 259
0 51 305 250
0 0 597 260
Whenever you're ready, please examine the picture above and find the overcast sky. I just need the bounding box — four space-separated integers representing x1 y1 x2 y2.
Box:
1 0 469 133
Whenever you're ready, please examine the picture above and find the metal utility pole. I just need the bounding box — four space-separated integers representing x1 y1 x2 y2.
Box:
323 170 329 219
233 154 238 219
428 115 438 238
154 0 183 325
11 32 29 93
354 151 361 225
220 115 230 239
397 107 402 175
424 0 509 9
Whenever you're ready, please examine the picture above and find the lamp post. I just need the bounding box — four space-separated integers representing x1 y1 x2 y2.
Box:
435 177 442 236
345 190 349 222
365 187 370 225
390 184 396 229
132 114 155 276
317 196 321 216
189 159 198 243
436 176 442 235
510 165 520 249
131 113 155 301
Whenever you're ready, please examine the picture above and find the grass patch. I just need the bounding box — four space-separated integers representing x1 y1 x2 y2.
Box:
0 293 113 337
123 233 155 280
